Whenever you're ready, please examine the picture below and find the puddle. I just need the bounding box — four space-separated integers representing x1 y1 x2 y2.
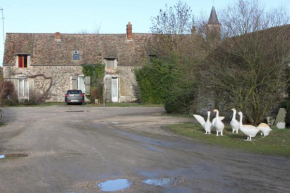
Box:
0 153 29 160
111 122 119 125
143 178 177 187
98 179 131 192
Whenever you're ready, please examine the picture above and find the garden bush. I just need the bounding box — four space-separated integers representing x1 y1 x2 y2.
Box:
164 90 195 114
0 81 18 106
281 100 290 127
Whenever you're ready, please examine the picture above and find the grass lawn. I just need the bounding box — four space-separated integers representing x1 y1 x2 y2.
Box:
167 123 290 157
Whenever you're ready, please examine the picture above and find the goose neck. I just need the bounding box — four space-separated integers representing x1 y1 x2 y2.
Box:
232 110 236 121
207 112 210 122
239 113 243 126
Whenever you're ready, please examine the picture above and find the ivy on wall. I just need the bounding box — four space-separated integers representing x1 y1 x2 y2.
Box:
81 63 105 103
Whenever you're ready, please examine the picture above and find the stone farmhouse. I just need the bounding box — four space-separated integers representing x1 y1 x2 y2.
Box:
2 7 220 103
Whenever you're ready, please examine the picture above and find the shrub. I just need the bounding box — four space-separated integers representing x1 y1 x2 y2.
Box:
1 98 19 106
164 90 195 114
281 100 290 127
0 81 18 106
81 63 104 104
90 87 99 99
135 59 177 104
25 91 48 105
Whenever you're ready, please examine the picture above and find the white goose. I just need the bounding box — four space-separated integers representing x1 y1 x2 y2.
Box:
238 112 260 141
230 108 239 133
213 109 224 136
257 123 272 137
193 111 212 134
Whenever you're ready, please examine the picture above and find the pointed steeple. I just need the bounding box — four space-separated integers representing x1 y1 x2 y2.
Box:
208 6 220 25
206 6 221 44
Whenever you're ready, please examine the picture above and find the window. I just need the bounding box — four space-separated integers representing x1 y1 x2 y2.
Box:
67 90 82 94
73 50 80 60
17 55 29 68
106 59 116 70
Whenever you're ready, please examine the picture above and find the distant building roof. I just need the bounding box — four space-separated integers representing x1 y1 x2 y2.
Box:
208 6 220 25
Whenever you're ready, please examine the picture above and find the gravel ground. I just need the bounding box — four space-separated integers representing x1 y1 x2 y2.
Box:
0 106 289 193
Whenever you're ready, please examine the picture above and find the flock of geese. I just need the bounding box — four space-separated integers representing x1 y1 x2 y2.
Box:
193 108 272 141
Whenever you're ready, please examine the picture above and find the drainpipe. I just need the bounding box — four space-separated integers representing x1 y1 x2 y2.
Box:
103 75 106 106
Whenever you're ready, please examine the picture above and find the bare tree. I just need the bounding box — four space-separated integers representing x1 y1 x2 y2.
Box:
150 0 194 34
199 0 290 124
137 1 210 113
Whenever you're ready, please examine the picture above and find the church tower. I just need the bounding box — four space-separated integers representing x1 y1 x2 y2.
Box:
206 6 221 41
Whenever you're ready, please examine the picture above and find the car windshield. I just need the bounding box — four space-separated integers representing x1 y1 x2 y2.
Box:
67 90 82 94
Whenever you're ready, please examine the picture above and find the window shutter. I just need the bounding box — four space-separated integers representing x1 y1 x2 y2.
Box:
85 76 91 95
71 76 78 90
18 56 23 68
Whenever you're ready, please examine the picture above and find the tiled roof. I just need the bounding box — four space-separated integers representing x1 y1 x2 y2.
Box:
3 33 151 66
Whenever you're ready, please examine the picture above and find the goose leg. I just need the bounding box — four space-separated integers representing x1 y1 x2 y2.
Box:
221 130 223 136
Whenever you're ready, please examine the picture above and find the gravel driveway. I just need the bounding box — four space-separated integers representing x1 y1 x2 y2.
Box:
0 106 289 193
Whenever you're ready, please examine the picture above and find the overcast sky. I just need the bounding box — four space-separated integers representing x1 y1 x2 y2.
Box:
0 0 289 66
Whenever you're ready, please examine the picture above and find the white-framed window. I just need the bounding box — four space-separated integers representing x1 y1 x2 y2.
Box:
105 58 117 70
16 54 30 68
18 77 29 100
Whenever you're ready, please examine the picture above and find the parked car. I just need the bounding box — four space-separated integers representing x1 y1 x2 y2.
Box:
65 90 85 105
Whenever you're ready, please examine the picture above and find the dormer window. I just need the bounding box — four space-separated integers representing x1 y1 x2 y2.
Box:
16 54 30 68
73 50 80 60
105 58 117 70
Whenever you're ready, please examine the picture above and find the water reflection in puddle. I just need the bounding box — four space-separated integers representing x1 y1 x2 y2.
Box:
98 179 131 192
0 153 28 160
143 178 177 186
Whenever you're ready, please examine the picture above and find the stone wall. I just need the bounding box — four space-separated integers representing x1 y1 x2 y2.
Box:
103 66 140 103
118 66 140 102
4 65 141 103
4 65 83 102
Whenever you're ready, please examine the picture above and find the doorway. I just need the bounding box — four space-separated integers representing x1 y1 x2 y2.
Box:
111 77 118 102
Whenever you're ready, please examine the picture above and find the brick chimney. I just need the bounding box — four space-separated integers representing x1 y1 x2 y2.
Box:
126 22 132 40
55 32 61 41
